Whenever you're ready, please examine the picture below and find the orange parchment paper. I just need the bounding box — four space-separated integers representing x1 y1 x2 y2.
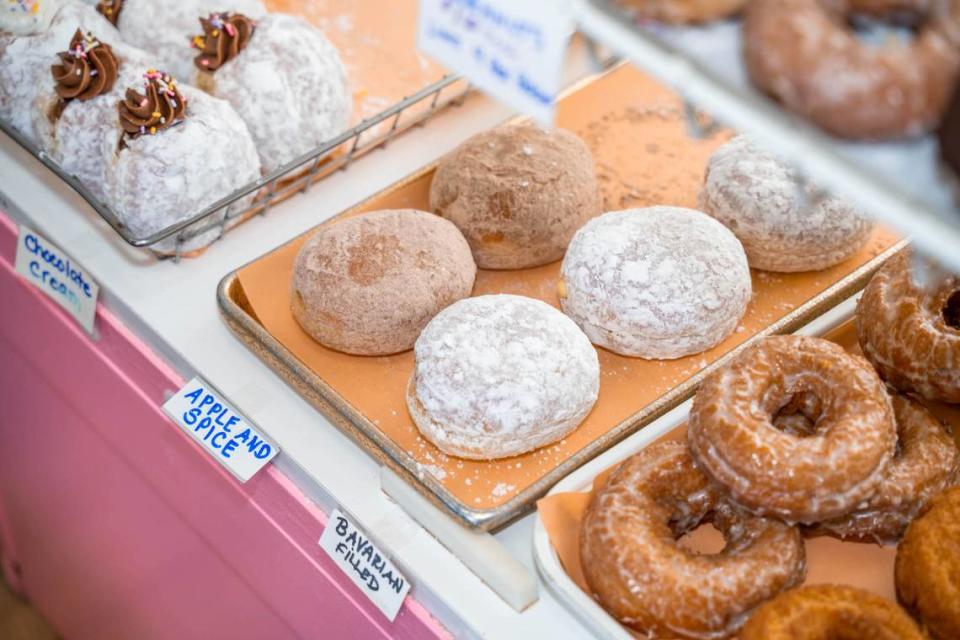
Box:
537 319 960 637
264 0 446 125
235 64 900 511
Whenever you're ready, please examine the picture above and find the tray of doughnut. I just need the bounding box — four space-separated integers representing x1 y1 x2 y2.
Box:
535 250 960 639
572 0 960 272
218 62 905 531
0 0 465 257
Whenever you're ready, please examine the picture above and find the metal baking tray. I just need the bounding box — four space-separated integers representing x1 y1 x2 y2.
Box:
217 63 908 531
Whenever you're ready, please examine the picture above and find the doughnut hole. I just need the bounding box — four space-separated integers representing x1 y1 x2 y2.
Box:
847 2 926 43
675 520 727 555
942 289 960 330
771 389 825 438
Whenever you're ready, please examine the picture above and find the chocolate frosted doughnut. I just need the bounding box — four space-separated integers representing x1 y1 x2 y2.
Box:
689 335 897 522
581 441 806 639
806 393 960 543
742 585 924 640
744 0 960 139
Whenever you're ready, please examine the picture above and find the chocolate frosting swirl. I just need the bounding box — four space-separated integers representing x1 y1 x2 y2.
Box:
51 30 118 103
118 70 187 138
192 12 255 72
96 0 122 26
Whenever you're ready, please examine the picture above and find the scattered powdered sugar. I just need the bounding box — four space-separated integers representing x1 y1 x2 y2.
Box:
491 482 516 498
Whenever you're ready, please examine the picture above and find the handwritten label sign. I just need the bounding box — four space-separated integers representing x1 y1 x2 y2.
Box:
319 509 411 622
15 225 98 335
418 0 573 123
162 377 279 482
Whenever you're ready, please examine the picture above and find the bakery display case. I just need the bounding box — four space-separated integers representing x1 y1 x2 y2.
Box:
1 1 959 639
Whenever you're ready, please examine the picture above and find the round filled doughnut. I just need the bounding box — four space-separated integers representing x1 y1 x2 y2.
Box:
743 0 960 139
895 486 960 640
689 335 897 523
559 207 751 359
580 441 806 639
806 393 959 544
429 122 601 270
407 294 599 459
699 136 875 272
858 250 960 402
741 584 924 640
291 209 476 356
616 0 749 23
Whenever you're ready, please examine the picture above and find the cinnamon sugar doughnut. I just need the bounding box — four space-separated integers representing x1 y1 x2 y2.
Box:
699 136 875 272
744 0 960 139
895 486 960 639
807 393 960 543
581 441 806 639
689 335 897 522
617 0 748 23
858 250 960 402
291 209 476 356
741 584 924 640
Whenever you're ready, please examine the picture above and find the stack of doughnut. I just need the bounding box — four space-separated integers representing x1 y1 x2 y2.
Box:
581 249 960 638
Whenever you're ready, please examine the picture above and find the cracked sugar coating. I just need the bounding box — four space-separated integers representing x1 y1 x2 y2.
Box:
105 85 261 254
195 13 350 174
699 136 874 272
895 485 960 640
743 0 960 139
858 249 960 402
807 393 960 544
114 0 266 81
580 441 806 639
0 1 120 143
741 584 924 640
407 294 599 460
291 209 476 356
559 207 751 359
429 122 602 270
689 335 897 523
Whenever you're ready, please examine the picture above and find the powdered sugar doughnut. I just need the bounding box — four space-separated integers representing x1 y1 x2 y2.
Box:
191 12 350 174
0 0 119 142
807 393 960 544
1 0 61 35
700 136 874 272
744 0 960 139
291 209 476 356
105 77 260 254
858 249 960 402
559 207 751 359
581 441 806 639
107 0 266 81
689 335 897 523
407 294 599 460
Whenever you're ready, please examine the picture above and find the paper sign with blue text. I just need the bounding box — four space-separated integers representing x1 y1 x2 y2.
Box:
418 0 573 123
162 377 279 482
15 225 99 335
319 508 411 622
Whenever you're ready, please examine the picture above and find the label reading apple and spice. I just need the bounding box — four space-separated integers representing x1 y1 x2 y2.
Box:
162 377 279 482
15 225 99 335
417 0 573 123
319 508 411 622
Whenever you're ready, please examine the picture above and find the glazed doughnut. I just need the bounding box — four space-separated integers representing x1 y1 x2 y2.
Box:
689 335 897 522
291 209 476 356
806 393 960 544
407 295 599 459
857 249 960 402
744 0 960 139
580 441 806 639
741 584 924 640
616 0 748 23
699 136 875 272
559 207 751 359
895 486 960 639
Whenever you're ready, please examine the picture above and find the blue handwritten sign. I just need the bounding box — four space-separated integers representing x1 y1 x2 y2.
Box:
162 377 279 482
418 0 573 123
15 225 98 334
318 509 411 621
